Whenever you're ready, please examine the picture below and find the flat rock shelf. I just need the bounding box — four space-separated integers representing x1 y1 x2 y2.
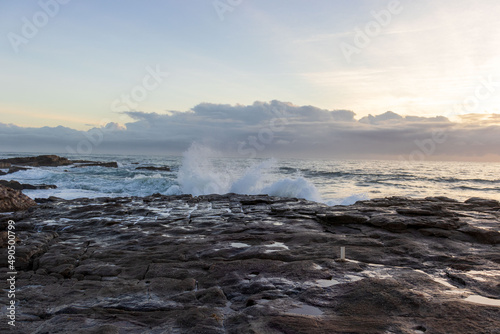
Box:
1 194 499 333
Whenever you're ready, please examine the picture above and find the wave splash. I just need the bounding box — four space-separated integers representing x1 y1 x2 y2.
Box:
168 143 323 202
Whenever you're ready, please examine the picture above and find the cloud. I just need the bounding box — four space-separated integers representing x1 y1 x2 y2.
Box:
458 113 500 126
0 101 499 161
359 111 403 124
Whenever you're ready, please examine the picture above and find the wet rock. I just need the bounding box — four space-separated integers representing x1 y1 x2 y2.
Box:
317 213 369 225
25 183 57 190
0 154 72 167
425 196 459 202
458 225 500 244
73 161 118 168
7 166 30 174
0 180 57 190
7 231 59 270
396 207 437 216
368 215 408 231
34 196 64 203
0 180 25 190
1 194 499 333
196 286 228 305
0 184 37 212
465 197 500 208
0 155 119 172
135 166 171 171
0 230 20 247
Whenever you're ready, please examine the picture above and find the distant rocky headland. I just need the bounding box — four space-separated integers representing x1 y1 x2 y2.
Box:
0 154 116 170
0 154 171 175
0 181 499 333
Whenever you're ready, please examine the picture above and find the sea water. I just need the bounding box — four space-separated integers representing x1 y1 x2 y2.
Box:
0 144 499 205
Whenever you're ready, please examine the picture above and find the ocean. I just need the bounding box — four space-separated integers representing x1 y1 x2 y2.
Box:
1 145 499 205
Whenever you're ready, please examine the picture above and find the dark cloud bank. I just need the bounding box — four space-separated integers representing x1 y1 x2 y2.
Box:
1 100 499 161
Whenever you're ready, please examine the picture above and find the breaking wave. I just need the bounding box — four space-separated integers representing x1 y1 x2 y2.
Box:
169 143 324 202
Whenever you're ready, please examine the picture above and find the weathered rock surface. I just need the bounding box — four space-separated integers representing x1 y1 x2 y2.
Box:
6 166 30 174
136 166 171 172
0 155 118 172
0 155 72 167
0 194 499 333
0 180 57 190
73 161 119 168
0 230 20 247
0 185 37 212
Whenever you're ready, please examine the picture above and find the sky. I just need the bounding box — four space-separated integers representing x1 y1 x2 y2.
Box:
1 0 500 160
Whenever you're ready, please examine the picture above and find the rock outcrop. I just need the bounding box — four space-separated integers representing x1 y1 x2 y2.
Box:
0 180 57 190
136 166 171 172
6 166 30 174
0 184 37 212
0 155 119 171
0 194 499 333
72 161 119 168
0 155 72 167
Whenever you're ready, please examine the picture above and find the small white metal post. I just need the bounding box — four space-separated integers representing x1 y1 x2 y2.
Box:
340 246 346 261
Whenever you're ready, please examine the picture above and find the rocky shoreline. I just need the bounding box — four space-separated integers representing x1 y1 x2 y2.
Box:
0 191 499 333
0 155 120 177
0 155 171 176
0 154 171 192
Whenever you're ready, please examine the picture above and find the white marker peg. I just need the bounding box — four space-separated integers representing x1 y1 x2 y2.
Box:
340 246 346 261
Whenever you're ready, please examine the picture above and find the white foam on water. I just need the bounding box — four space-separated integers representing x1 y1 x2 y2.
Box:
3 148 370 205
131 173 164 180
1 168 53 180
169 143 357 205
229 159 276 195
176 143 230 196
261 177 322 203
23 188 112 200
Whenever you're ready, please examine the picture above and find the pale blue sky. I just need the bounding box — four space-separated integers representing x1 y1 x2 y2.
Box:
1 0 500 130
